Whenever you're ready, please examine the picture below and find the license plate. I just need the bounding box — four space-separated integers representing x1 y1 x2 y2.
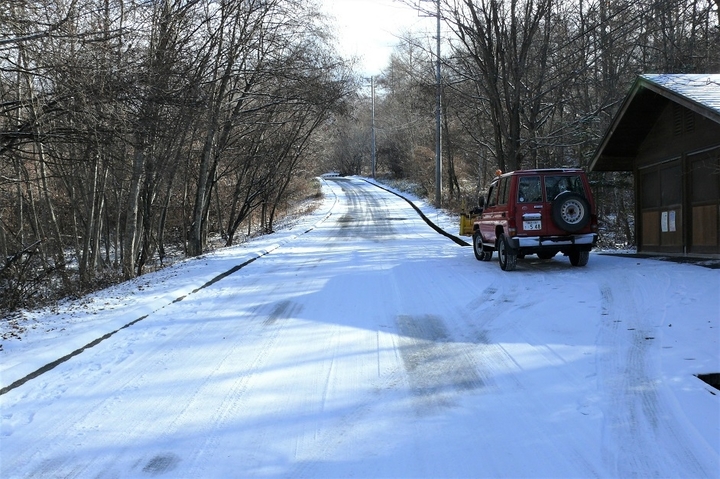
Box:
523 220 541 231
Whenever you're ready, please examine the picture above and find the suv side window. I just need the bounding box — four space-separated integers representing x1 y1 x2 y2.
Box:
498 177 510 205
487 182 498 207
518 176 542 203
545 175 585 200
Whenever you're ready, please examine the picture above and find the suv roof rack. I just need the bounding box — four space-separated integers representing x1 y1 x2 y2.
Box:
502 168 584 175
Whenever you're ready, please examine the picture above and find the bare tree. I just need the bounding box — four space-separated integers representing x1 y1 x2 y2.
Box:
445 0 555 172
0 0 352 312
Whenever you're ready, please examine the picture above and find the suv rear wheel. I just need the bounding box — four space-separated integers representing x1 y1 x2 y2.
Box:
569 249 590 266
498 234 517 271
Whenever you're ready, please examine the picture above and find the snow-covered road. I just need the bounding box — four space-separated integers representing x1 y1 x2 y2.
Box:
1 177 718 478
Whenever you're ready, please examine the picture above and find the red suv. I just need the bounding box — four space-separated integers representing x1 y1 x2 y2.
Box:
471 169 598 271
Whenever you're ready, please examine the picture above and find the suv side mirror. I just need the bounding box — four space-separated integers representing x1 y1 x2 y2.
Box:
470 196 485 215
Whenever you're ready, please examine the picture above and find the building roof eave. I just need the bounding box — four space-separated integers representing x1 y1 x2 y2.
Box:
590 74 720 173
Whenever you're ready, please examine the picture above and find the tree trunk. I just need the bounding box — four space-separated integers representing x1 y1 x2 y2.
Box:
123 145 145 278
80 156 99 283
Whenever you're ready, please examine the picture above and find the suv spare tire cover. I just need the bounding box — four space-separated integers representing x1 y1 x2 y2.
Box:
551 191 590 233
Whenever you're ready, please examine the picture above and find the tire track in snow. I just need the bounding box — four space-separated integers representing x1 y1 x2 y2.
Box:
440 273 608 477
287 327 408 479
182 298 302 476
597 277 712 477
12 281 301 478
395 314 484 413
0 182 340 397
461 282 536 341
1 182 344 474
360 178 470 247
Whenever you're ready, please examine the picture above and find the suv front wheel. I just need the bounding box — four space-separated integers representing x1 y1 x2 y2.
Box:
473 232 493 261
497 234 517 271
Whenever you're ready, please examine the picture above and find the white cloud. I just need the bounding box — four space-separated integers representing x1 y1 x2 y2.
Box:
321 0 430 75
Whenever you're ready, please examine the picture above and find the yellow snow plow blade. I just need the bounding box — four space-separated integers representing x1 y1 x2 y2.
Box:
459 213 475 237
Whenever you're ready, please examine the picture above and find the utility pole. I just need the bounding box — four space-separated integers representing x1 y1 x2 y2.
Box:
421 0 443 205
371 76 377 179
434 0 442 206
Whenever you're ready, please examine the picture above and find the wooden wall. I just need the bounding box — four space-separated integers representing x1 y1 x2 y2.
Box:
635 103 720 255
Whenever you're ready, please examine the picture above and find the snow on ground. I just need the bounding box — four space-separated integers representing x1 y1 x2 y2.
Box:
1 176 718 478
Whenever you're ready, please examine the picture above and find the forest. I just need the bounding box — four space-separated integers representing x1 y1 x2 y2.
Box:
2 0 719 313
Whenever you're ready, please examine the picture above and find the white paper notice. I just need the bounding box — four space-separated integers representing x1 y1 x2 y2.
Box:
669 210 676 232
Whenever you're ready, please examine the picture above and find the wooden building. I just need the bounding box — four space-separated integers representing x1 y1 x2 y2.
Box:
590 74 720 257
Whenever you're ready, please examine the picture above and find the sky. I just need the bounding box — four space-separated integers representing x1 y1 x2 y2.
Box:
320 0 432 75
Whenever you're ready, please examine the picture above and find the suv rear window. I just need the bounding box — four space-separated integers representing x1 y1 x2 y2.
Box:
518 176 542 203
544 175 585 200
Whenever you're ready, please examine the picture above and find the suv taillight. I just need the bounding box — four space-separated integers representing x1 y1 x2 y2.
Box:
507 218 517 237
